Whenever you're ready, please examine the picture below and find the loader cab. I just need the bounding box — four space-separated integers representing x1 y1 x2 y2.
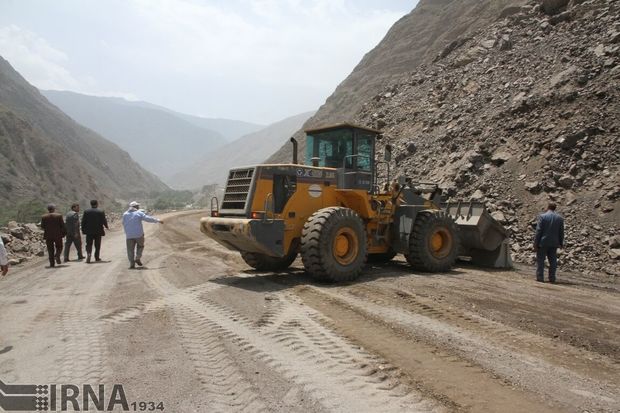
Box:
305 124 379 191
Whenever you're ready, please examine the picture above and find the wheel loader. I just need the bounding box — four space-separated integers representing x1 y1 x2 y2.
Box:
200 123 511 282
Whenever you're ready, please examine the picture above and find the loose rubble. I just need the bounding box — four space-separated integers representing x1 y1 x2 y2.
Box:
356 0 619 278
1 221 45 265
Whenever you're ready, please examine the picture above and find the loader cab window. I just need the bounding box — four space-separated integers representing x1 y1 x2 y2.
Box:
305 125 378 191
356 133 374 172
306 129 353 169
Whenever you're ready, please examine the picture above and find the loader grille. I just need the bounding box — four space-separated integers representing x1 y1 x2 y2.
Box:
221 168 255 212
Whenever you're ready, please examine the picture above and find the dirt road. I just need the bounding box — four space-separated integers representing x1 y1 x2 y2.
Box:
1 211 618 412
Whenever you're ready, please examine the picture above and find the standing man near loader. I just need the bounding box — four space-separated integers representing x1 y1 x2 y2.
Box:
122 201 163 269
81 200 109 263
534 202 565 283
64 203 85 262
41 204 66 268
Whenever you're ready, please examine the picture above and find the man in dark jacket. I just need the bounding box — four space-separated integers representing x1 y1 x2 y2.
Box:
81 200 109 263
41 204 66 268
534 202 565 283
64 202 84 262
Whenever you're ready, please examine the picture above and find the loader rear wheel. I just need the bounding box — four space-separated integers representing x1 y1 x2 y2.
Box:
240 249 297 272
405 211 459 272
301 207 367 282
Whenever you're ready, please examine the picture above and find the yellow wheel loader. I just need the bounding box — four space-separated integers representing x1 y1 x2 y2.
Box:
201 124 511 282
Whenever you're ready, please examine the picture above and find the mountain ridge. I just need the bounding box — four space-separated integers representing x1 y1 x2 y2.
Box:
0 55 167 220
171 111 314 189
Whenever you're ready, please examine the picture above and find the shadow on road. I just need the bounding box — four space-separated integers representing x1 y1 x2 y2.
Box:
211 260 468 293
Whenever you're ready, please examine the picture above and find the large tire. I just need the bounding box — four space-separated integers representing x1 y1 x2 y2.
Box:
241 248 297 272
405 210 460 272
301 207 367 282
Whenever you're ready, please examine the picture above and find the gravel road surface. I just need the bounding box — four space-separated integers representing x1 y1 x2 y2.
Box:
1 211 618 412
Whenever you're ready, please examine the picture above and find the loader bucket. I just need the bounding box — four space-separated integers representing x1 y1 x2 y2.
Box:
442 201 513 269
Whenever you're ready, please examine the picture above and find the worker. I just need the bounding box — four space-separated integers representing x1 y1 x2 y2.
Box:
64 202 85 262
534 202 565 283
122 201 163 269
41 204 67 268
81 200 109 263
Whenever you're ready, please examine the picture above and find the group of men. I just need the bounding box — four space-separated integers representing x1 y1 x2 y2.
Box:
38 200 163 270
41 200 108 267
2 200 564 281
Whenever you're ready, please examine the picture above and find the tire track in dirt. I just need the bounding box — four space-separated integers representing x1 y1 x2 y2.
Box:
140 259 270 413
298 285 620 413
55 261 120 384
417 272 620 323
133 252 442 413
99 279 222 324
344 283 620 382
173 306 269 413
186 292 440 412
423 279 620 358
363 265 620 360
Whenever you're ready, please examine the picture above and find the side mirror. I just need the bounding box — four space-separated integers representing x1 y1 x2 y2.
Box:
384 144 392 162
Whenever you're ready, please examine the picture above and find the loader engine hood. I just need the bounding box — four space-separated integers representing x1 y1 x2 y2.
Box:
219 166 258 217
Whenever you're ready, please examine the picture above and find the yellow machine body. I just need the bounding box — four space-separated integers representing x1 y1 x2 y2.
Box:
200 123 510 279
200 163 421 258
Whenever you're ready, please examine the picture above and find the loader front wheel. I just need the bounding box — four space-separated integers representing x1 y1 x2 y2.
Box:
406 211 459 272
301 207 367 282
241 248 297 272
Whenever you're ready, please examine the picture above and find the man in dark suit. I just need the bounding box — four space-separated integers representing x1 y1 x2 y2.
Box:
64 202 85 262
41 204 67 268
81 199 109 263
534 202 565 283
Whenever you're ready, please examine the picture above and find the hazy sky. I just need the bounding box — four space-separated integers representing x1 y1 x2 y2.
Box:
0 0 417 124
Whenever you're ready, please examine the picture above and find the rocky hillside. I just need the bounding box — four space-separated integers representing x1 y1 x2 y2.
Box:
171 111 314 189
0 56 167 221
42 91 228 181
273 0 620 277
269 0 527 164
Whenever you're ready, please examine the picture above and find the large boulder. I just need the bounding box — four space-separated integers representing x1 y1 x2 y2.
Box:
9 226 26 240
540 0 569 15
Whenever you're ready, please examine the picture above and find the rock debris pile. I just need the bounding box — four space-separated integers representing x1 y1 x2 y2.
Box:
1 221 45 265
355 0 619 277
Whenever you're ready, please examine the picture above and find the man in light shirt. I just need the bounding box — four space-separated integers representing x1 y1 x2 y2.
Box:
122 201 163 269
0 236 8 276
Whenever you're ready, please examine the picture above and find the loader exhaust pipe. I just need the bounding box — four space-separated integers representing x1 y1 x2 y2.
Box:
290 137 298 164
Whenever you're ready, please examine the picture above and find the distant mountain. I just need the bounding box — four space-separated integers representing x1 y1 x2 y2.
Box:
138 104 264 142
95 98 265 142
0 56 167 220
42 90 230 181
170 111 314 189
